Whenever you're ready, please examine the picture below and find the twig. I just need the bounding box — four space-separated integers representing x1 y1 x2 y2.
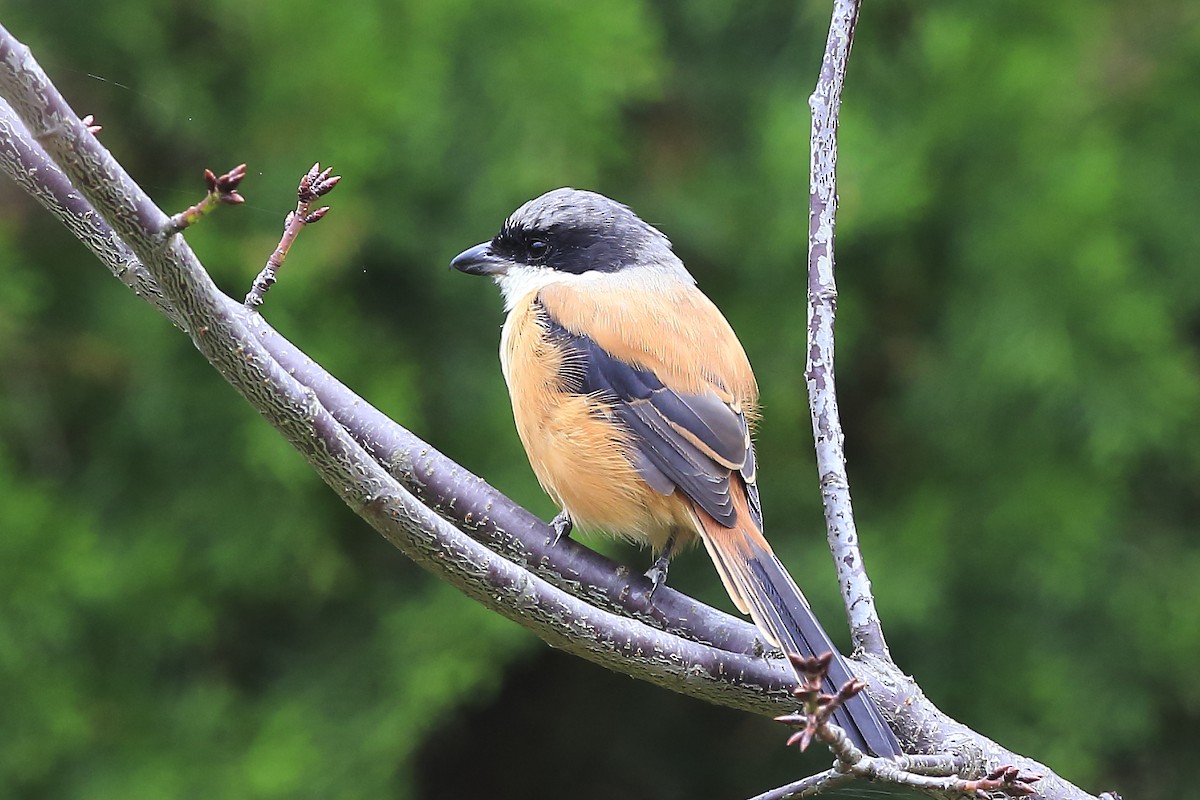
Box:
245 162 339 307
774 653 866 755
804 0 888 659
164 164 246 234
870 760 1041 798
746 769 851 800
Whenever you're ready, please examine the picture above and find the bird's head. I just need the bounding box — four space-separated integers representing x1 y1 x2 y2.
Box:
450 188 692 309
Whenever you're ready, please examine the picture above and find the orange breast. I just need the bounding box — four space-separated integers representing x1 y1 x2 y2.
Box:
499 291 691 551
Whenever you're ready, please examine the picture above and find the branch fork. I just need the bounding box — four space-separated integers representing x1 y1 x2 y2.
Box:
769 654 1041 798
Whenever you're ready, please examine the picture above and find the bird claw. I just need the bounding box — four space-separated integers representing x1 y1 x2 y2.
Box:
644 552 671 600
550 510 574 546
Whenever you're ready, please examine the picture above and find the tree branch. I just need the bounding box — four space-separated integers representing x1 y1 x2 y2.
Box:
747 769 851 800
0 26 794 717
0 18 1114 800
805 0 888 662
0 94 768 660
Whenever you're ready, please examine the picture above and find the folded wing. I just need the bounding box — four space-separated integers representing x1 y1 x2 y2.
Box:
541 306 761 531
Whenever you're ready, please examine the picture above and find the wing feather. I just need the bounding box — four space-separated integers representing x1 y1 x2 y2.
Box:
538 299 757 528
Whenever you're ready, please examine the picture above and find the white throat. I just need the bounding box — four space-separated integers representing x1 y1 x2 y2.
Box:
494 265 571 311
493 259 695 312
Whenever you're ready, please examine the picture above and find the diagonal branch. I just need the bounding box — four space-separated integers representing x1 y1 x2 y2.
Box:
0 93 768 660
0 25 795 717
747 769 851 800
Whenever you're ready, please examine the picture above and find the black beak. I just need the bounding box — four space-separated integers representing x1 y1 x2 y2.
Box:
450 242 507 276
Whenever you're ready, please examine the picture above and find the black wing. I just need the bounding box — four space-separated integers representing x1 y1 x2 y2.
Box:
543 309 760 529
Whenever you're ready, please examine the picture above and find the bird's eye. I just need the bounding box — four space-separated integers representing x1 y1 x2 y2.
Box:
525 237 549 261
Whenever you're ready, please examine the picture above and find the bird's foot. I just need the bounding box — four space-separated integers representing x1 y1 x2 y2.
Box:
644 550 672 601
549 510 574 546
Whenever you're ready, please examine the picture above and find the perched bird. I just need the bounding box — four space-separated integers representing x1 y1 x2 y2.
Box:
451 188 900 757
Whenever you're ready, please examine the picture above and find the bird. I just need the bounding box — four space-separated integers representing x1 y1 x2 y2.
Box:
450 187 901 757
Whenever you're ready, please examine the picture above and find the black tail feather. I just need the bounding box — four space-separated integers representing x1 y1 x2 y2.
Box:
745 545 901 758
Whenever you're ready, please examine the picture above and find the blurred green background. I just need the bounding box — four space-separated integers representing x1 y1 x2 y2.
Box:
1 1 1197 798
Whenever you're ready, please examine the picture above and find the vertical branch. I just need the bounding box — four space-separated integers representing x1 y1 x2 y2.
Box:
805 0 888 659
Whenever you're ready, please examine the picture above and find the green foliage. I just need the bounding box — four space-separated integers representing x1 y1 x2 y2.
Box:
2 1 1198 797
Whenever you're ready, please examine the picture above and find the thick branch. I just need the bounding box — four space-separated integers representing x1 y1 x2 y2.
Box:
0 95 765 660
0 24 795 717
0 100 178 326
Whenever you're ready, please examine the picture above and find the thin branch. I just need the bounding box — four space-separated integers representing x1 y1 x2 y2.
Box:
164 163 247 234
747 769 851 800
804 0 888 659
245 162 339 307
775 652 868 754
756 759 1046 800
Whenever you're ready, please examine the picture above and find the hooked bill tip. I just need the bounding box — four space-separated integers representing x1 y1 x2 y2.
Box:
450 241 505 276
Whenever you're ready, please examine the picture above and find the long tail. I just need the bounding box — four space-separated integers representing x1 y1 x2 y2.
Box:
692 494 902 758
